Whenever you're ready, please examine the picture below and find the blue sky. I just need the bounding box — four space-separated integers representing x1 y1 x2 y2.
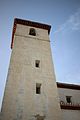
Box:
0 0 80 109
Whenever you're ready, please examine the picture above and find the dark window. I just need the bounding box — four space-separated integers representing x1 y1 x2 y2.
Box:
29 28 36 36
36 83 41 94
66 96 72 103
35 60 40 68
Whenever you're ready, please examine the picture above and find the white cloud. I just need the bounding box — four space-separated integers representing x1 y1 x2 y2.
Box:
54 8 80 34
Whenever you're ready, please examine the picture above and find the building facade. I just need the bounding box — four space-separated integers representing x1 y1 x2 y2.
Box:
0 18 62 120
57 82 80 120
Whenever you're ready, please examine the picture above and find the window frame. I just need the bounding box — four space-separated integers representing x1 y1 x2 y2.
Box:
29 28 36 36
35 60 40 68
66 96 72 104
36 83 41 94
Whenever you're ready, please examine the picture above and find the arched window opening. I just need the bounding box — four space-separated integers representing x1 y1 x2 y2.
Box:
29 28 36 36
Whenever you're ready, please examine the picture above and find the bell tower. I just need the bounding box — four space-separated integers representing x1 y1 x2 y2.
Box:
1 18 62 120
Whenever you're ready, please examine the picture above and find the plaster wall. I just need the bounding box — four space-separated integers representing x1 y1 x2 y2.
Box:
58 88 80 104
61 110 80 120
1 24 62 120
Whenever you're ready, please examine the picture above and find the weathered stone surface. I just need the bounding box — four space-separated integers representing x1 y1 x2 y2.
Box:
1 19 62 120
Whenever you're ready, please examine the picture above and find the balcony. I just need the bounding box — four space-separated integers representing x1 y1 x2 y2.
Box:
60 101 80 110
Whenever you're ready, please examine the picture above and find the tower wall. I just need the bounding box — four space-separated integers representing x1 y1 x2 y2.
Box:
1 19 62 120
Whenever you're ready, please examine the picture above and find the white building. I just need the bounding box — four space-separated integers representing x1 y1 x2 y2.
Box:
57 82 80 120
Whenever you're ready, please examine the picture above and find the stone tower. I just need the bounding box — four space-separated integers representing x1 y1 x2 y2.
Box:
1 18 62 120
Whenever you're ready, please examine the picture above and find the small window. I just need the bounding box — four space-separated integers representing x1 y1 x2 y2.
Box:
29 28 36 36
36 83 41 94
66 96 72 103
35 60 40 68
